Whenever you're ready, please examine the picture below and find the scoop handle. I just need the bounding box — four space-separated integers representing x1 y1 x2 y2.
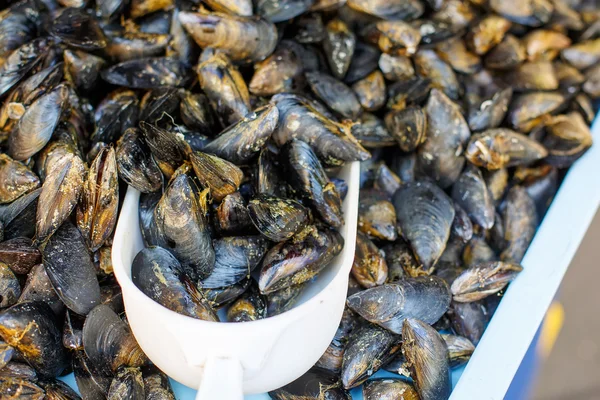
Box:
196 356 244 400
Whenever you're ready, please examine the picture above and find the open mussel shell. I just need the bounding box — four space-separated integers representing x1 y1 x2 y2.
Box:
76 147 118 252
363 378 419 400
0 154 39 204
36 152 86 244
501 186 538 263
8 83 68 161
417 89 470 189
393 180 455 271
341 324 401 389
352 232 388 288
101 57 192 89
0 301 68 377
203 104 278 165
116 128 162 193
247 195 308 242
200 236 270 289
82 305 148 374
272 94 370 165
154 174 215 281
258 226 343 294
43 221 101 315
465 128 548 170
402 318 451 400
451 261 523 302
358 190 397 241
347 276 451 334
282 139 344 228
227 281 267 322
269 367 350 399
132 247 218 321
179 11 277 64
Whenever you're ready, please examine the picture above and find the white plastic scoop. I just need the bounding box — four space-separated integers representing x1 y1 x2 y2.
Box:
111 161 359 399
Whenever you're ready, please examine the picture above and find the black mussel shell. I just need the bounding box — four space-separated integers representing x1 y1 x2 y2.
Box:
269 367 350 399
92 89 139 144
140 121 191 178
352 231 388 288
107 367 144 400
0 38 50 97
142 364 176 399
50 8 107 50
226 282 267 322
116 128 163 193
0 237 40 274
73 350 112 400
101 57 192 89
18 264 63 315
0 189 40 240
363 378 419 400
139 191 162 247
247 195 308 242
0 262 20 308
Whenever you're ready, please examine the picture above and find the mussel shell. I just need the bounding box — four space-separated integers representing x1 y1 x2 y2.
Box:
417 89 470 188
0 154 39 205
351 113 396 148
101 57 192 88
448 300 488 345
257 0 313 23
484 34 526 70
139 191 161 247
345 42 380 84
167 9 199 66
18 264 63 315
0 262 20 308
378 53 414 82
0 376 44 398
73 350 111 400
347 276 451 333
341 324 401 389
35 152 85 243
490 0 553 27
76 147 119 251
266 282 307 317
561 38 600 71
363 378 419 400
451 261 522 302
39 378 81 399
462 237 497 268
541 112 593 168
443 334 475 368
64 50 106 91
372 163 400 198
116 128 162 193
0 301 68 377
50 8 107 50
249 41 305 96
385 105 427 153
203 105 278 165
270 367 350 399
226 282 267 322
501 186 538 263
142 364 176 400
402 318 451 400
0 237 40 275
200 278 251 309
0 0 40 60
507 91 565 132
351 71 386 112
346 0 424 20
139 121 190 178
451 165 494 229
200 236 270 289
139 87 181 125
0 361 38 380
0 189 38 240
0 38 50 97
179 92 219 136
105 31 170 62
352 231 388 288
358 190 397 241
215 192 255 236
82 304 148 374
190 151 244 202
247 195 308 242
393 180 455 271
107 367 144 400
8 84 68 161
92 89 139 144
258 226 343 294
178 11 277 63
282 139 344 228
465 128 548 170
435 37 481 75
43 221 101 315
323 19 356 79
272 94 370 165
154 174 215 280
515 164 559 218
306 71 362 119
468 87 513 132
382 240 420 280
197 52 251 127
466 15 511 56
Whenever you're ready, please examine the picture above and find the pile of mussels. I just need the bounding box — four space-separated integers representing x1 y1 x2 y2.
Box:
0 0 599 397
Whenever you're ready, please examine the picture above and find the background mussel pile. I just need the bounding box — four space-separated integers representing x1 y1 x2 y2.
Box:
0 0 598 397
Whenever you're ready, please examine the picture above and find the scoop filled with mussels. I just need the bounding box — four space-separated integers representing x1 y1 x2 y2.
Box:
0 0 598 397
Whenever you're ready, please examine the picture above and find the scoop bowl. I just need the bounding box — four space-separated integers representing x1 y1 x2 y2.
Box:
112 161 360 399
